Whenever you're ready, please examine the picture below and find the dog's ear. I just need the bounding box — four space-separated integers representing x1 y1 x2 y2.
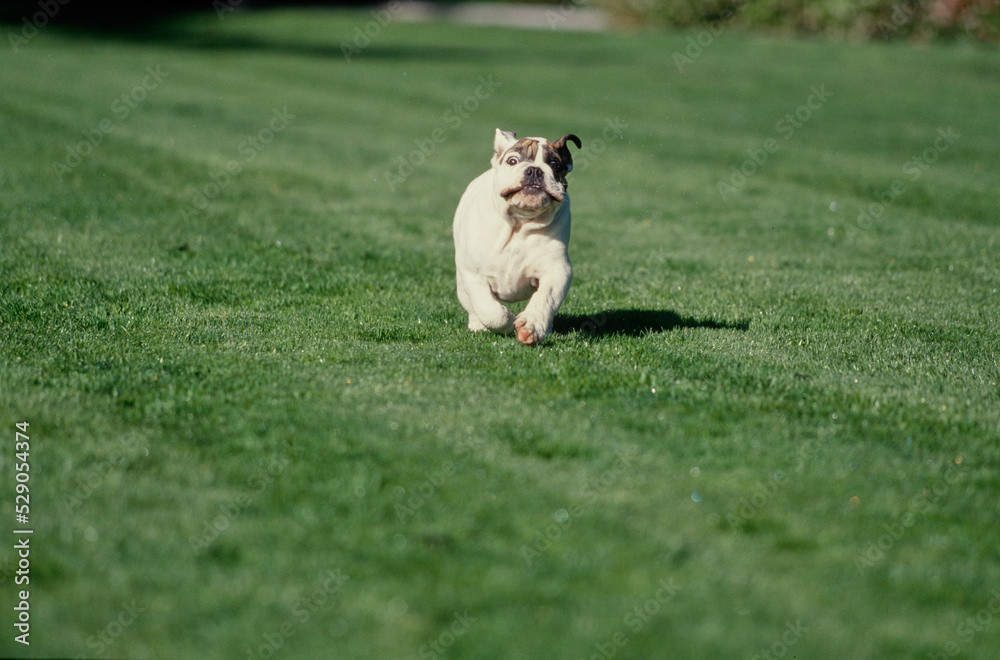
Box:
492 129 517 165
552 134 582 172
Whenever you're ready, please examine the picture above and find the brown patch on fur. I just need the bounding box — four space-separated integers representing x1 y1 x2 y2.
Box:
507 138 540 161
551 134 582 174
540 144 569 184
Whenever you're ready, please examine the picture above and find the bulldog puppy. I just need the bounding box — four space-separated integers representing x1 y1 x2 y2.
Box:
453 129 582 345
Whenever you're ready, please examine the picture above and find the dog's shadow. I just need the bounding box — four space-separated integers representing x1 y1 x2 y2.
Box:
553 308 748 338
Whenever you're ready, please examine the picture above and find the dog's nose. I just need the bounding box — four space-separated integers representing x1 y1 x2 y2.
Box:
524 166 544 185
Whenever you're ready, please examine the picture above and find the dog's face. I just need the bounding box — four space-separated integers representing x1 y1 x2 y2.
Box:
491 129 582 217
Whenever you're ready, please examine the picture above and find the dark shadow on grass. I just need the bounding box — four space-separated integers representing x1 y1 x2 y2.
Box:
553 309 749 338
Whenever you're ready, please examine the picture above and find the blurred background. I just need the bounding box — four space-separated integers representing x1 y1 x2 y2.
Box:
2 0 998 41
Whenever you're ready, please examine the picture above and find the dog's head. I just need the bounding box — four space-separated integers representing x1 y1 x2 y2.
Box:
491 129 581 217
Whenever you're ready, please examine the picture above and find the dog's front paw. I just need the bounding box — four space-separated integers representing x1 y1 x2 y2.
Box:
513 314 549 345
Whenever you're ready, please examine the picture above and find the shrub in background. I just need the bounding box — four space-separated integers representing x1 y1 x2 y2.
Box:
595 0 999 41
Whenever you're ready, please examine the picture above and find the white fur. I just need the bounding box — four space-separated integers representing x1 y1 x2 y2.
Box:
453 129 575 345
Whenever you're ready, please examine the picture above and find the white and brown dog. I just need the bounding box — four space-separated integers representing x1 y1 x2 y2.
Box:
453 129 581 345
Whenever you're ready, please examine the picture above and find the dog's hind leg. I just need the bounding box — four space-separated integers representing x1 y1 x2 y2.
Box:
456 271 514 334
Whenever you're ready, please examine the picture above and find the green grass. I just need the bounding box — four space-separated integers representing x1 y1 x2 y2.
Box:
2 9 1000 659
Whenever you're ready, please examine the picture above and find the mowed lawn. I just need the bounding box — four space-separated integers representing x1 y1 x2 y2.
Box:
2 8 1000 659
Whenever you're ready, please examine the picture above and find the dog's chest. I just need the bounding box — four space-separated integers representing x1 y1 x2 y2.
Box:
485 230 543 302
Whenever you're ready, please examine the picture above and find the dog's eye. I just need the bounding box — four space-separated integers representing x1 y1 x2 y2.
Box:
506 156 518 166
548 159 561 169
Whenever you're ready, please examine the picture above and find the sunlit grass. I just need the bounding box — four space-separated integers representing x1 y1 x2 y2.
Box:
1 9 999 659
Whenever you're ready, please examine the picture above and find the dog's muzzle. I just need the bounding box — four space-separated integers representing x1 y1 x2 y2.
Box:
501 168 565 203
523 166 544 188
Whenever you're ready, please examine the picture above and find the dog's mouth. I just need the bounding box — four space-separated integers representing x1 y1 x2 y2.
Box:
500 184 564 203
